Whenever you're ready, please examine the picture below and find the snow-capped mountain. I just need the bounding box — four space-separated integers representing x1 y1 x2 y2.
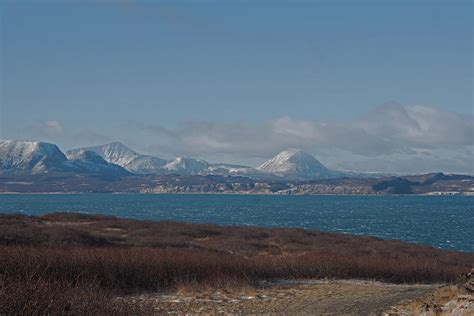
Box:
1 140 350 180
67 142 167 174
67 143 274 178
257 148 338 180
0 140 78 175
66 149 131 177
162 158 278 178
162 157 210 175
208 163 275 179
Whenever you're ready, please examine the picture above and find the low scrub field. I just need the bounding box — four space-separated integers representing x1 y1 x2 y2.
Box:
0 213 472 314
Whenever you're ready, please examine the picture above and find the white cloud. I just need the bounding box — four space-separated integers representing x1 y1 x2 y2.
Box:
133 103 474 173
26 120 64 138
44 120 64 136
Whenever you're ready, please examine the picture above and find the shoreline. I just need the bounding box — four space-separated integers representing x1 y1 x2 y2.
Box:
1 207 472 254
1 191 473 196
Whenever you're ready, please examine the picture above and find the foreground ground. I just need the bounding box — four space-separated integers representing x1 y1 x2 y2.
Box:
122 280 443 315
0 213 473 314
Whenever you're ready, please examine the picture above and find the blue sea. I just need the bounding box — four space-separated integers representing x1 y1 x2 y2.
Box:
0 194 472 253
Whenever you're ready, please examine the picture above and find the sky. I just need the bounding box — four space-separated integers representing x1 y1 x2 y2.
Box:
0 0 473 174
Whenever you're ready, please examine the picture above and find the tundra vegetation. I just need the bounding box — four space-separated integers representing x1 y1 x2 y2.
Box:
0 213 472 314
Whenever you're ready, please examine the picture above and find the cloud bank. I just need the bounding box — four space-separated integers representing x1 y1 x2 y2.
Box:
132 103 473 174
16 104 472 174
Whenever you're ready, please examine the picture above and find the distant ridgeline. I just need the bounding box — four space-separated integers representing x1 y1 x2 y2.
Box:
0 140 473 195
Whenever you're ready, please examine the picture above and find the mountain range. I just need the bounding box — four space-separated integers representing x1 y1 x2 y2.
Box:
1 140 473 195
1 140 346 180
67 142 167 175
66 141 341 179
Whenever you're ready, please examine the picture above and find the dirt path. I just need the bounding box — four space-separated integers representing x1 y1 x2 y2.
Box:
276 283 436 315
123 280 440 315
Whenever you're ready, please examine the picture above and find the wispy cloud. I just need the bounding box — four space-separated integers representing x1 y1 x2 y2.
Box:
71 129 112 146
26 120 64 138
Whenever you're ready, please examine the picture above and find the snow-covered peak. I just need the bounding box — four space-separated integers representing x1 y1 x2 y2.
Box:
67 149 130 176
1 140 64 159
208 163 275 179
70 142 138 166
67 142 167 174
257 148 332 179
0 140 76 175
163 157 210 174
67 149 107 164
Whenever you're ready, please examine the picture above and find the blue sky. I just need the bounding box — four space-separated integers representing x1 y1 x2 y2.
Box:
0 0 472 173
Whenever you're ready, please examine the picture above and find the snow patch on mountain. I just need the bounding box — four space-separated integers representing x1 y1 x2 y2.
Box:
208 163 275 179
163 157 210 175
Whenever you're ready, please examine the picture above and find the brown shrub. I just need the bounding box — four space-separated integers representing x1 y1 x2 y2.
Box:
0 213 472 314
0 276 145 315
0 245 470 293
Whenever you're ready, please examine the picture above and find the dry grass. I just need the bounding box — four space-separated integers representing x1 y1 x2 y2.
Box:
0 213 472 314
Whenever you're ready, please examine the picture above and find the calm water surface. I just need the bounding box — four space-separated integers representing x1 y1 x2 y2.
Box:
0 194 472 252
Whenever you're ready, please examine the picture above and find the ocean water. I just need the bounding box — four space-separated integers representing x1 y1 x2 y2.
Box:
0 194 472 253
